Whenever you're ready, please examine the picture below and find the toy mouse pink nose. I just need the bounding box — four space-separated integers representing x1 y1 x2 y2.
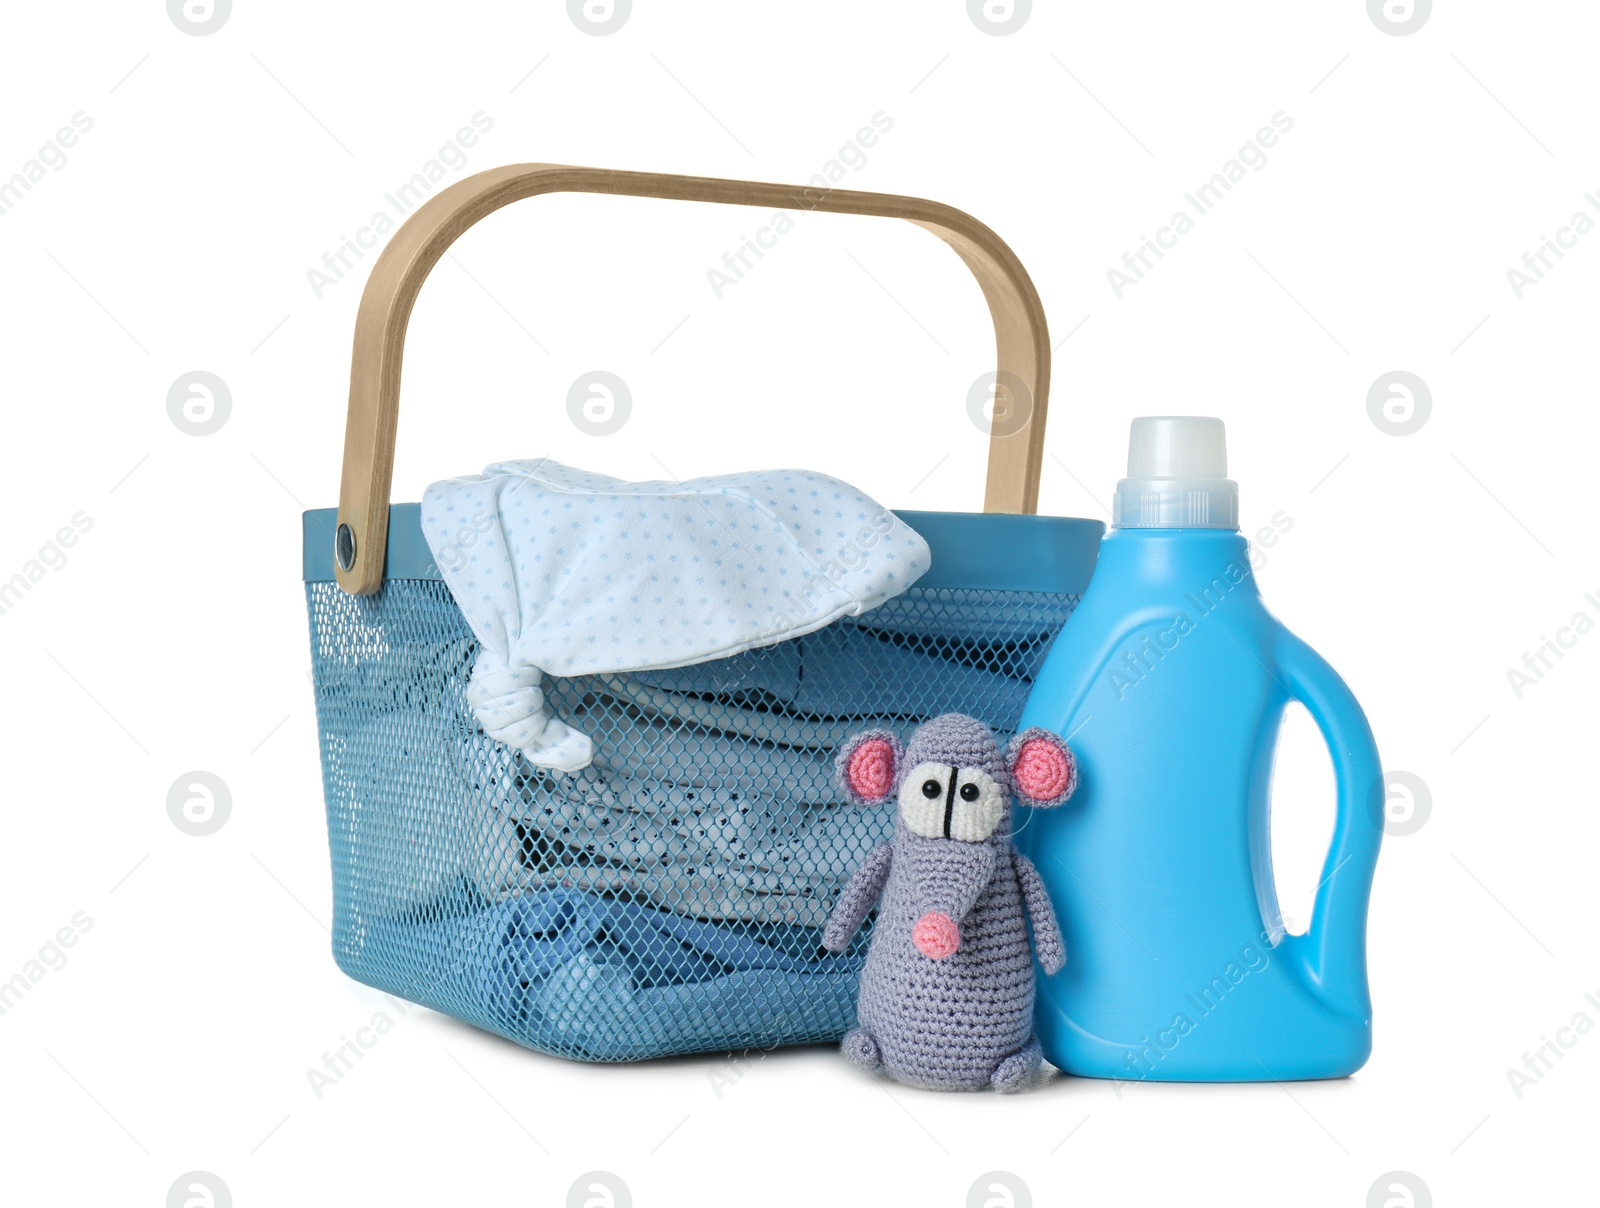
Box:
912 911 960 959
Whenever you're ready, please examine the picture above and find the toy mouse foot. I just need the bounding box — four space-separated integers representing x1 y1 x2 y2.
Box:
841 1027 881 1072
990 1034 1043 1093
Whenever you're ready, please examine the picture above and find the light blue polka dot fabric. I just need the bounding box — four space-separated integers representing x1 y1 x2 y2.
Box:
420 459 932 769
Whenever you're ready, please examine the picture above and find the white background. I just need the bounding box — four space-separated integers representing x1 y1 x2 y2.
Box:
1 1 1595 1205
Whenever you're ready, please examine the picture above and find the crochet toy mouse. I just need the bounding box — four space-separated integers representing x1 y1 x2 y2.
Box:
822 713 1077 1092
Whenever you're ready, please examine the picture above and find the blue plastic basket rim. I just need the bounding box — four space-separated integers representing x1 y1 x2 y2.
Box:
302 504 1103 594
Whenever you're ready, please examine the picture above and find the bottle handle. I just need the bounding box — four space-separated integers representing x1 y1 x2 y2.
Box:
1273 628 1384 1022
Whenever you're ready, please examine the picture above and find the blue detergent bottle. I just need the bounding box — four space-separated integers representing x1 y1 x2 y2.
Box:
1017 417 1384 1082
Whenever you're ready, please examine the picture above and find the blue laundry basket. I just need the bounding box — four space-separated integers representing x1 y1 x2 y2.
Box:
304 164 1104 1061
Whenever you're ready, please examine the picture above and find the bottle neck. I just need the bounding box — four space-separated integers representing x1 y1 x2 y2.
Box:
1112 481 1238 529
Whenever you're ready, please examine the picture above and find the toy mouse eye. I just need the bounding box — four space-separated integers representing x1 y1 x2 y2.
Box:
959 783 980 801
920 779 942 799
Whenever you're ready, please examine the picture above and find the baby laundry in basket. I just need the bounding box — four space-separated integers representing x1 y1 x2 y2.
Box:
420 459 933 771
303 163 1111 1065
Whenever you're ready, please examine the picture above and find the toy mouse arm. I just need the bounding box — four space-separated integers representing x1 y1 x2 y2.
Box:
822 843 894 952
1013 851 1065 975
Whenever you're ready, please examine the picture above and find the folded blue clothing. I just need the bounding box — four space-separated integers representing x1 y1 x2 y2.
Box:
354 887 862 1061
492 887 823 985
631 617 1042 728
520 956 858 1062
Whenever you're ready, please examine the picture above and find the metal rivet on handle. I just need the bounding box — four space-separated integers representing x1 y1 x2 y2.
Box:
335 523 356 571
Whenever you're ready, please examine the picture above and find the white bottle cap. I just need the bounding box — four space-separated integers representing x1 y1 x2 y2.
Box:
1112 416 1239 529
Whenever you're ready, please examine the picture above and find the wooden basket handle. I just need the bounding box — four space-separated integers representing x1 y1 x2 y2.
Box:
335 163 1052 594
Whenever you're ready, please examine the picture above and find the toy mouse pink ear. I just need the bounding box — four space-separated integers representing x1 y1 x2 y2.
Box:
1006 727 1078 808
836 729 904 806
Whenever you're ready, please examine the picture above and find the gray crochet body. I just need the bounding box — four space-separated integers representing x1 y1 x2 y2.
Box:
855 825 1037 1090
